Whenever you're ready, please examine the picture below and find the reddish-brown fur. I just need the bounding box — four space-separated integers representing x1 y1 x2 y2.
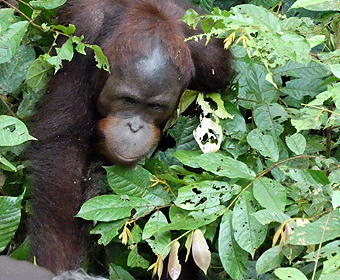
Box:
27 0 232 275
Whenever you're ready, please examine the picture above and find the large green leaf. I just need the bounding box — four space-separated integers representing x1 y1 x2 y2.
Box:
288 210 340 245
29 0 67 10
253 177 286 212
0 21 28 64
218 211 248 280
174 180 239 210
0 192 24 252
256 246 283 275
90 219 128 246
0 115 36 146
106 165 171 206
247 129 279 162
291 0 339 11
143 211 171 256
275 267 308 280
232 191 267 257
0 45 35 94
76 195 153 222
174 151 256 180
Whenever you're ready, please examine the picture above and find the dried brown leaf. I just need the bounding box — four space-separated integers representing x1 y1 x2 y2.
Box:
168 241 181 280
157 257 163 280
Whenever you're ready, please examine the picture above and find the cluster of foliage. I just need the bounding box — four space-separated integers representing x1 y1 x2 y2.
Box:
1 0 340 279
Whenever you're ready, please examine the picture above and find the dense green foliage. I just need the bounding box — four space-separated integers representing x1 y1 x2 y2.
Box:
1 0 340 279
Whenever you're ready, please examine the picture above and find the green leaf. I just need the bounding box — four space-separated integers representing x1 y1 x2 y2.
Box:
174 151 255 179
288 209 340 245
174 181 239 210
0 115 36 146
290 0 340 11
172 150 202 169
0 21 29 64
322 251 340 274
90 219 128 246
0 45 35 94
143 211 169 240
76 195 154 222
0 191 24 252
233 191 267 257
309 85 340 106
307 35 326 48
237 63 278 109
286 134 306 155
329 63 340 79
106 165 171 206
25 57 53 90
280 78 325 101
332 190 340 209
178 90 198 115
253 209 290 225
143 211 171 256
220 101 247 138
181 8 201 28
50 24 76 35
247 129 279 162
306 169 330 185
291 107 328 132
90 45 110 73
197 93 233 119
0 154 17 172
10 237 30 260
195 153 255 179
0 9 16 34
256 246 283 275
253 104 288 137
29 0 67 10
45 38 74 73
230 5 281 32
72 36 86 55
127 245 149 269
304 240 340 261
109 263 135 280
274 60 330 78
17 88 45 119
253 177 286 212
156 205 226 233
168 116 199 150
218 212 248 280
129 224 142 245
274 267 308 280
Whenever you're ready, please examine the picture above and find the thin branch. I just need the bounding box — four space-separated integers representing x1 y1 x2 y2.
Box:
226 155 318 211
325 103 333 158
2 0 42 30
311 210 332 280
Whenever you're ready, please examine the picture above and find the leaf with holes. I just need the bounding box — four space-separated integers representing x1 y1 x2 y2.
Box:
174 180 239 210
247 129 279 162
233 191 267 257
0 115 36 146
219 211 248 280
143 211 171 257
